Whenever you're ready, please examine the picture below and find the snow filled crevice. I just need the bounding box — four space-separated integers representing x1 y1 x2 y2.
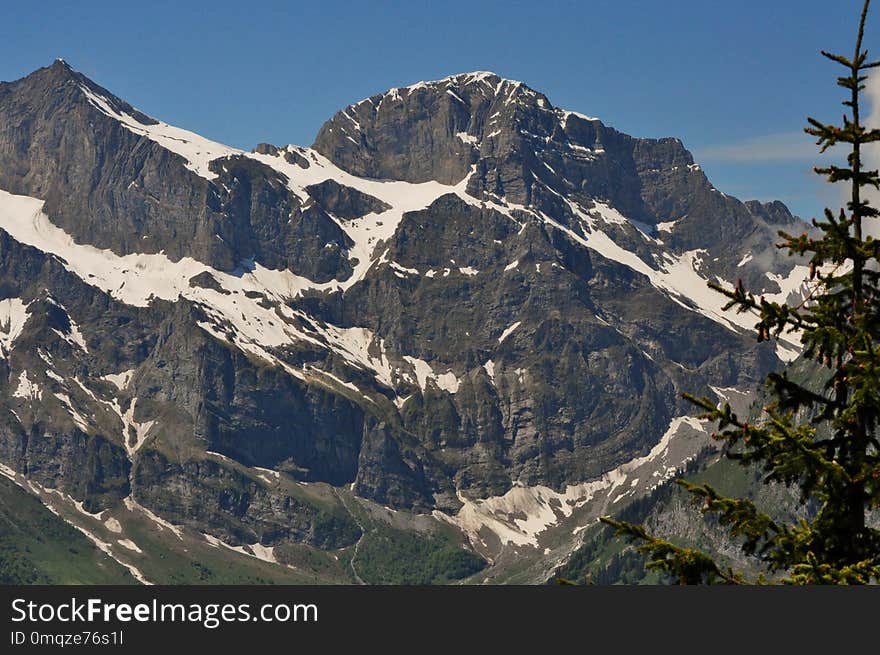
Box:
117 398 156 459
0 297 30 357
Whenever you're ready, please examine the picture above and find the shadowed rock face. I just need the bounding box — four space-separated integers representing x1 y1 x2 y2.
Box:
0 62 805 552
305 179 391 220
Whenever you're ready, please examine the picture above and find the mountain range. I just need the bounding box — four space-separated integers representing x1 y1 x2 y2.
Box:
0 60 809 584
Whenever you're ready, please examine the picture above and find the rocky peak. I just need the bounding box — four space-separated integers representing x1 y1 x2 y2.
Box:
2 59 158 127
44 57 77 80
311 70 546 185
10 58 78 86
0 60 814 581
745 199 801 226
311 71 712 228
311 70 584 179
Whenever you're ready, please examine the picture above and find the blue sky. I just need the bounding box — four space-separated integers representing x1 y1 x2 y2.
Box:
1 0 876 219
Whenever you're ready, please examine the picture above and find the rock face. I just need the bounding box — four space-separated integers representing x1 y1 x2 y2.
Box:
0 62 809 555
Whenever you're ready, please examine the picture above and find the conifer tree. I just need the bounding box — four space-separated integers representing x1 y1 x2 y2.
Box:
601 0 880 584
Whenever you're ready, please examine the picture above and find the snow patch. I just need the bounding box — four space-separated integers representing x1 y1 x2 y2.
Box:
483 360 496 383
104 517 123 533
389 261 419 276
45 369 65 384
497 321 521 343
201 533 278 564
13 370 42 401
559 109 601 128
0 462 17 480
102 369 136 391
306 367 362 396
0 298 30 357
205 450 235 464
117 539 143 553
253 467 281 486
403 356 461 394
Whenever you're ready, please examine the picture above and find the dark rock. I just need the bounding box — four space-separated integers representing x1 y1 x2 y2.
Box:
132 450 361 548
305 179 391 220
188 271 229 294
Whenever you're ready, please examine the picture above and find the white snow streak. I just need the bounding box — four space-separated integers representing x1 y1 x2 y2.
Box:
497 321 521 343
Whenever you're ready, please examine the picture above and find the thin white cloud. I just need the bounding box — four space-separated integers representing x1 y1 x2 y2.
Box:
690 79 880 219
694 131 823 163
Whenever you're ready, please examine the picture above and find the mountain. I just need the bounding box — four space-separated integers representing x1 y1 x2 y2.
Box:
0 61 810 583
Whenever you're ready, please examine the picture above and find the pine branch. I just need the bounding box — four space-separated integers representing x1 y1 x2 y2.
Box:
676 481 780 556
599 517 744 585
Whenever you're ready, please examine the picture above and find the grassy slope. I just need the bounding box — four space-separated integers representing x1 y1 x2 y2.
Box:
355 523 485 584
0 476 134 584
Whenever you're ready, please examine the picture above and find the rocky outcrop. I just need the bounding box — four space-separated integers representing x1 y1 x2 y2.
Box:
305 179 390 220
133 450 361 548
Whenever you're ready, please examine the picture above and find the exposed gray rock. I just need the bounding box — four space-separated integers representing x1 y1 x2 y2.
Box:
133 450 361 548
305 179 391 220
